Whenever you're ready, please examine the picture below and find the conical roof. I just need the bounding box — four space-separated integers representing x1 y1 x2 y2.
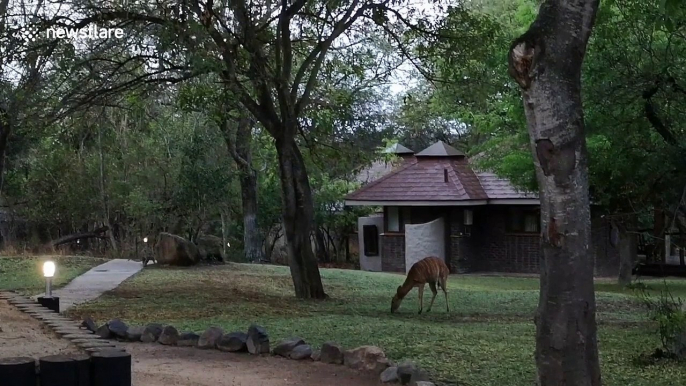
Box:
415 141 465 157
384 143 414 154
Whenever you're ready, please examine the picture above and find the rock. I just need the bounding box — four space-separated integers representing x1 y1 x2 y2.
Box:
344 345 390 375
178 332 200 347
195 234 226 262
141 323 164 343
246 324 269 355
125 326 145 342
198 326 224 349
96 324 111 339
397 361 429 385
311 350 321 361
380 367 399 383
414 382 435 386
273 337 306 357
107 319 128 340
154 232 200 266
158 325 179 345
217 332 248 352
81 317 97 332
320 342 344 364
289 344 313 360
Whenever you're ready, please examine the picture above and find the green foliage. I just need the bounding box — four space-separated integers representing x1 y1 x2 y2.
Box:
635 282 686 357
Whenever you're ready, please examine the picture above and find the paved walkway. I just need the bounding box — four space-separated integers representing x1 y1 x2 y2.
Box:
33 259 144 312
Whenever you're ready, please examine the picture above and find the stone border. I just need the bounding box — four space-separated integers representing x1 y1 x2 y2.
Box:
0 291 126 356
86 317 437 386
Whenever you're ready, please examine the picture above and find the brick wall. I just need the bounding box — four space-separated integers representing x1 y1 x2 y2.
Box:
378 205 620 276
381 234 405 272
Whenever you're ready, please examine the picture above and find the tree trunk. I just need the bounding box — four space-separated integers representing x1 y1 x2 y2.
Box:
221 114 263 263
617 216 637 286
0 106 13 194
275 136 327 299
315 227 330 263
508 1 601 385
98 120 118 253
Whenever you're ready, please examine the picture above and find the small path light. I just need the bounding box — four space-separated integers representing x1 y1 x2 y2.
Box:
43 261 55 297
143 237 148 243
38 261 60 313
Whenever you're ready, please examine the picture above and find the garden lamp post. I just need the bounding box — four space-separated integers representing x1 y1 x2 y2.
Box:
38 261 60 313
43 261 55 297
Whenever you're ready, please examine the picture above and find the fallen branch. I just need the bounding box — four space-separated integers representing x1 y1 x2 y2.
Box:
51 226 110 246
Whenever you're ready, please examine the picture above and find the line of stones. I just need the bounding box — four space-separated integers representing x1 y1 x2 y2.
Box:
0 291 125 356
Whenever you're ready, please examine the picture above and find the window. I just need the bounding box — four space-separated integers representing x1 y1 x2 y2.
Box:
362 225 379 256
387 206 400 232
507 208 540 233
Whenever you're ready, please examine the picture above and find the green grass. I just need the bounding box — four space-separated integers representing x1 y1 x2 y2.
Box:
68 264 686 386
0 255 109 295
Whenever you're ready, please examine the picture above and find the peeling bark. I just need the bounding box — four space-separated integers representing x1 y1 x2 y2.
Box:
221 113 264 263
508 0 602 385
275 135 327 299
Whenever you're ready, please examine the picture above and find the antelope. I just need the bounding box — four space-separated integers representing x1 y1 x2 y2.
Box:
391 256 449 314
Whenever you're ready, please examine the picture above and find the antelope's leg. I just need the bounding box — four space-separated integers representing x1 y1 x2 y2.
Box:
439 277 449 313
417 284 424 314
426 281 438 312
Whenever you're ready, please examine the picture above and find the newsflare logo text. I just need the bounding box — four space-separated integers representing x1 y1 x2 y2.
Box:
23 23 125 41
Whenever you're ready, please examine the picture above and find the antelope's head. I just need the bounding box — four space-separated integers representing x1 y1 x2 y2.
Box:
390 285 403 313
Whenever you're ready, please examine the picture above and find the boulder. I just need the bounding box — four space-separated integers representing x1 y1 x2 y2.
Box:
141 323 164 343
195 234 226 262
246 324 270 355
96 324 111 339
81 317 97 332
380 367 399 383
107 319 128 340
158 325 179 345
320 342 344 364
198 326 224 349
311 350 321 361
397 361 429 385
125 326 145 342
217 332 248 352
414 382 435 386
178 332 200 347
344 346 390 375
289 344 313 360
154 232 200 266
273 337 306 357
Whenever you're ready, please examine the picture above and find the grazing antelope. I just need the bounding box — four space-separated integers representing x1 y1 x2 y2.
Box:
391 256 449 314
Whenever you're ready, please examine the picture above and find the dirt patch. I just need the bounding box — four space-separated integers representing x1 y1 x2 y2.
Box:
0 301 80 358
125 342 382 386
1 301 381 386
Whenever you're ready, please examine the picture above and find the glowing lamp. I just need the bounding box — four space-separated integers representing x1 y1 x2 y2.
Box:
43 261 56 278
143 237 148 243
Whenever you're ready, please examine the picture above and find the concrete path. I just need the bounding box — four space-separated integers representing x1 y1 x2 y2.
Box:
33 259 144 312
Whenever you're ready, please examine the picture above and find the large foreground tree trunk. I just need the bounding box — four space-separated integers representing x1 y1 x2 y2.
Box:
221 114 264 263
275 136 326 299
508 1 601 385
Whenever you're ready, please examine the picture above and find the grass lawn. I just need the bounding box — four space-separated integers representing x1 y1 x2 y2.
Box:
0 255 109 295
67 263 686 386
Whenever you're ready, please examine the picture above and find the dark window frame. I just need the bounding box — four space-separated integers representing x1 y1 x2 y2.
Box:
384 206 411 233
362 225 380 256
506 208 540 234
